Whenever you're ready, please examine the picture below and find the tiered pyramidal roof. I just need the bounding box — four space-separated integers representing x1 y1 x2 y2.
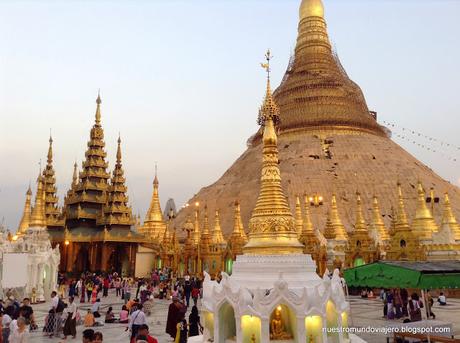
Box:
65 93 111 228
98 136 135 228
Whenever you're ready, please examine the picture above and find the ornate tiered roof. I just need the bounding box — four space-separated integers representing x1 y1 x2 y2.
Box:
65 93 110 226
98 136 135 228
42 135 63 227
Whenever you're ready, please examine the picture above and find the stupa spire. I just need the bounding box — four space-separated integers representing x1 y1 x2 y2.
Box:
211 209 226 245
441 193 460 241
412 181 438 240
354 192 367 232
95 90 102 126
142 166 166 239
42 134 62 226
244 51 303 255
17 186 33 235
72 162 78 188
395 182 409 230
30 170 47 227
295 195 304 235
328 194 348 241
299 194 318 253
370 195 390 242
232 200 247 240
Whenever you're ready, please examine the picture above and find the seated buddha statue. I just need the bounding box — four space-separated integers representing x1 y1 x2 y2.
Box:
270 308 293 340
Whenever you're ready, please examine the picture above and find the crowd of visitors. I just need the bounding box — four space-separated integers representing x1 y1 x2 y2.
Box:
0 268 205 342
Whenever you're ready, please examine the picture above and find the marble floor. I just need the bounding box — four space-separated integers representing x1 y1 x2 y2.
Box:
25 291 460 343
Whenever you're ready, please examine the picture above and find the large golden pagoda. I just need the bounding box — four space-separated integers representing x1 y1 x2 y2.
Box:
174 0 460 244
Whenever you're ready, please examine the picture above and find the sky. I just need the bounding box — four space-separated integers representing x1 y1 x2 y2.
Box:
1 0 459 230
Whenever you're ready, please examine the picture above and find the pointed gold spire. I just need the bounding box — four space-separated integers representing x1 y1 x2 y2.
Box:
231 200 247 241
328 194 348 241
323 212 336 240
412 181 438 240
47 134 53 165
95 90 102 126
202 205 211 237
441 192 460 241
370 195 389 242
295 195 303 235
354 192 367 232
211 209 226 245
72 162 78 188
244 52 303 255
30 170 47 227
395 182 410 230
116 134 122 164
192 207 201 245
299 194 318 254
17 186 33 235
300 0 324 19
142 167 166 239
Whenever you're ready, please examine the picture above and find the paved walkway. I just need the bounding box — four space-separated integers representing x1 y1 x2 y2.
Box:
26 291 460 342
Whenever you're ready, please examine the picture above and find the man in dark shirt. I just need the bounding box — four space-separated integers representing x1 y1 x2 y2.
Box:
19 298 34 325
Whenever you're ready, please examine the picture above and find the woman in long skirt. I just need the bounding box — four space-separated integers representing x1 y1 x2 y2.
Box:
63 296 77 339
80 284 86 304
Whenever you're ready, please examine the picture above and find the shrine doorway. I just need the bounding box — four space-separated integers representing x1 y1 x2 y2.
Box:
107 245 130 276
74 245 90 273
218 302 236 341
269 304 296 341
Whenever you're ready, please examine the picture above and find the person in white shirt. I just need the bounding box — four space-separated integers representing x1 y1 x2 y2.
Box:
63 296 78 339
129 304 147 340
438 292 447 306
9 317 29 343
92 299 101 318
2 309 13 342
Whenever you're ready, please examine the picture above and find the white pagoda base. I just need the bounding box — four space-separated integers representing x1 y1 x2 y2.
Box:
199 254 361 343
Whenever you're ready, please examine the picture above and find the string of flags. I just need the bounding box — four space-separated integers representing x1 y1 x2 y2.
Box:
382 120 458 162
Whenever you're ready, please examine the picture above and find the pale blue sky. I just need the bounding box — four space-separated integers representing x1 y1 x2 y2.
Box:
1 0 459 230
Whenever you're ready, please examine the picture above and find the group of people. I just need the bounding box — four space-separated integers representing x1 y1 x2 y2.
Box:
0 268 207 343
379 288 448 322
0 297 34 343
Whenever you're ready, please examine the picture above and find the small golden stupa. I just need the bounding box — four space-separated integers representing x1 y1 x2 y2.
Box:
243 50 304 255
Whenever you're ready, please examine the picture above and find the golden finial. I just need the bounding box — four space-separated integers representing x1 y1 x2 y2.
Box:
258 49 280 127
153 162 159 186
72 161 78 188
202 204 210 236
47 132 53 165
244 54 303 255
95 90 102 126
116 134 122 164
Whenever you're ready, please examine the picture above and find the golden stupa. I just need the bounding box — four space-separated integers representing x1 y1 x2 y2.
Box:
174 0 460 235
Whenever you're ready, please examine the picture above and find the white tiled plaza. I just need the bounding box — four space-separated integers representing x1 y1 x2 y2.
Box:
25 290 460 343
